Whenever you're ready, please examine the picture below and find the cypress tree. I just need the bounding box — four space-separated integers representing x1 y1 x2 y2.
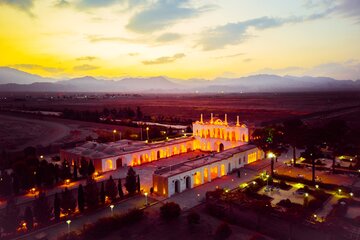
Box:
88 160 95 177
33 191 51 225
118 179 124 199
85 178 99 210
100 182 105 205
12 174 20 195
54 193 60 221
1 198 19 233
105 175 117 202
24 206 34 230
73 161 78 180
137 175 141 193
78 184 85 213
61 187 76 214
125 167 137 195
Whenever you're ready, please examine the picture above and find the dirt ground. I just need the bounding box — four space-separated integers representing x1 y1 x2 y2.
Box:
105 203 272 240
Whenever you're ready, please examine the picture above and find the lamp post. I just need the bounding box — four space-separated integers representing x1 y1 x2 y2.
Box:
146 127 149 141
66 220 71 233
110 204 114 216
144 192 148 206
113 129 117 142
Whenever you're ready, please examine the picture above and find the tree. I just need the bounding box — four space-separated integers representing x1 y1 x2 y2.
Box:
54 193 61 221
125 167 137 195
73 161 78 180
85 178 99 209
136 106 143 120
137 175 141 193
0 171 12 196
79 158 88 177
61 160 71 180
78 184 85 213
12 174 20 195
301 145 323 184
283 119 306 166
187 211 200 225
214 222 232 240
100 182 105 205
324 120 348 173
33 191 51 225
61 187 77 214
105 176 117 202
1 198 19 233
118 179 124 199
88 160 95 177
24 206 34 230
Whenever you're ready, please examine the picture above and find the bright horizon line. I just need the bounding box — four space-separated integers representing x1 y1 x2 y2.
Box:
3 66 358 82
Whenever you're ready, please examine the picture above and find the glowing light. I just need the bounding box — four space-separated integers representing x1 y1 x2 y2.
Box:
350 192 354 197
113 129 117 133
315 185 319 189
267 152 275 158
65 179 70 185
252 181 256 185
305 193 309 197
313 214 317 218
40 155 44 159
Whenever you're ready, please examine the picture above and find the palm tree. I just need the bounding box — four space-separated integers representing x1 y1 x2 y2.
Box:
283 119 306 166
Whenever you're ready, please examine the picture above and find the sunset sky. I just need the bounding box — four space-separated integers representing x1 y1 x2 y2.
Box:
0 0 359 80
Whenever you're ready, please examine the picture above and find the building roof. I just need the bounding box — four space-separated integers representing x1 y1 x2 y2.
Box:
62 137 194 160
154 144 258 178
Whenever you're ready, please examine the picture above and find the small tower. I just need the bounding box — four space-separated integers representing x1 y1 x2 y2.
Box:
210 113 214 124
200 114 203 124
236 116 240 126
224 114 228 125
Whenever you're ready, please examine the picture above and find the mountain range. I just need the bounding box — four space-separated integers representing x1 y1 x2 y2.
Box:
0 67 359 93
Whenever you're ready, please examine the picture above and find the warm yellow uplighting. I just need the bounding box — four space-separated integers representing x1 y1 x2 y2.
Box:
315 185 319 189
113 129 117 133
305 193 309 197
267 152 275 158
65 179 70 185
350 192 354 197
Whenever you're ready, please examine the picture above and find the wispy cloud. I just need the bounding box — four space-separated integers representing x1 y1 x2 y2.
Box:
142 53 185 65
127 0 216 33
76 0 147 9
73 64 99 71
198 12 330 51
76 56 98 61
128 52 139 56
0 0 34 15
215 53 244 59
87 35 146 44
156 33 182 42
54 0 70 8
10 64 64 73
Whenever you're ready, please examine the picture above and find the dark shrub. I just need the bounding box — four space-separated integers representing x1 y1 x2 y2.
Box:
187 211 200 225
307 199 323 211
214 222 232 240
160 202 181 220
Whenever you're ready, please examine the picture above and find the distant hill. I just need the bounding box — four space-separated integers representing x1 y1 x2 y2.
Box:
0 67 359 93
0 67 54 84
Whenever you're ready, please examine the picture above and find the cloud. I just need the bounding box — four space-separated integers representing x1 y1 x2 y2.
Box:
54 0 69 8
76 0 147 9
87 35 146 44
156 33 182 42
304 0 360 23
0 0 34 14
333 0 360 23
128 52 139 56
127 0 215 33
142 53 185 65
197 12 330 51
243 58 252 63
215 53 244 59
73 64 99 71
76 56 98 61
10 64 64 73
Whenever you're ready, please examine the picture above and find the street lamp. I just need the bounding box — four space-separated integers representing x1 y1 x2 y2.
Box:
144 192 148 206
113 129 117 142
66 220 71 233
110 204 114 216
146 127 149 141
